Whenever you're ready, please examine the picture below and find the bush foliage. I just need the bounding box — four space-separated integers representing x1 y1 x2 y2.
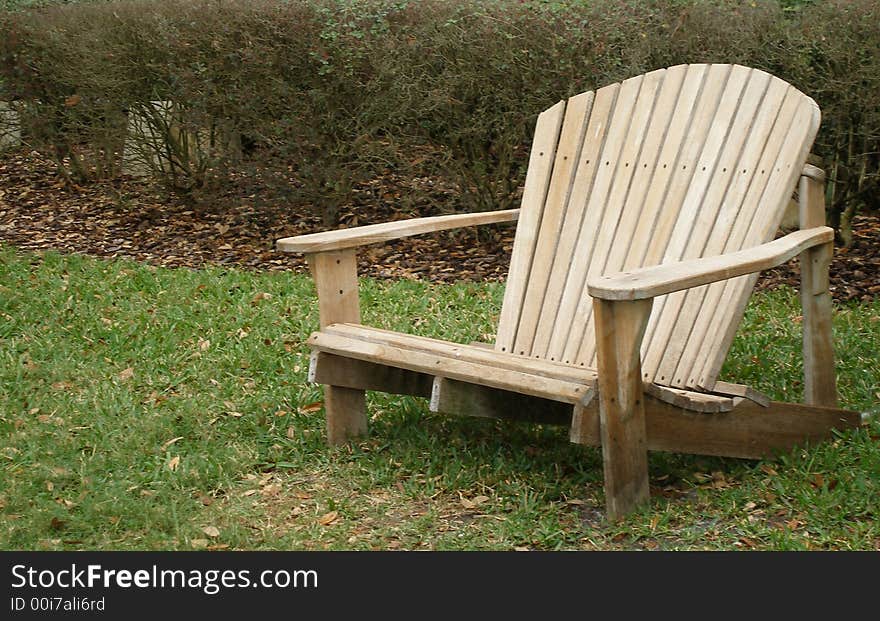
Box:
1 0 878 239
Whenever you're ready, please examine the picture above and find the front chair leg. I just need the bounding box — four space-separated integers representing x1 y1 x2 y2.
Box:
593 297 653 521
307 249 368 444
324 386 367 445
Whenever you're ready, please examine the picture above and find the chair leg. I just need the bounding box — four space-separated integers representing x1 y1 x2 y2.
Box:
800 240 837 407
593 297 653 521
798 172 837 407
324 385 367 445
307 249 369 444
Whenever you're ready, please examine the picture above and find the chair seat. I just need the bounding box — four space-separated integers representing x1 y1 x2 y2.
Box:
308 323 739 413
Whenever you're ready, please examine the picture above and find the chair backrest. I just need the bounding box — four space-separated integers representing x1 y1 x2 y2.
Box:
495 64 820 392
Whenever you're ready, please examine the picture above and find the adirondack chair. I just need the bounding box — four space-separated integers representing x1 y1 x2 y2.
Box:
277 64 862 520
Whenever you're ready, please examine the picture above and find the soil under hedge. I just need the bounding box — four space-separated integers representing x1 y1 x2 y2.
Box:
2 149 878 302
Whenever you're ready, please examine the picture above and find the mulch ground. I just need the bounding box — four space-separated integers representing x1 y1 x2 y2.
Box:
1 149 878 302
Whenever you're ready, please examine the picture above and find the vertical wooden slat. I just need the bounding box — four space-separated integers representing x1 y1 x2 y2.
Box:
544 74 643 364
619 64 710 272
594 297 653 521
613 64 733 374
539 67 685 362
640 66 752 380
686 87 807 388
651 67 771 386
496 101 566 353
308 249 367 444
598 65 688 288
513 91 594 357
550 66 690 365
694 96 821 387
535 83 621 361
670 74 790 387
569 68 667 364
799 171 837 406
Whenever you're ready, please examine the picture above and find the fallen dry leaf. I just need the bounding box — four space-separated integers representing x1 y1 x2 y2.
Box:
299 401 323 414
161 436 184 450
260 483 282 497
760 464 779 477
460 495 490 510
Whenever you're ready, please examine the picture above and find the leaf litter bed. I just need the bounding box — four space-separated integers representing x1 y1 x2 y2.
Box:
1 150 878 302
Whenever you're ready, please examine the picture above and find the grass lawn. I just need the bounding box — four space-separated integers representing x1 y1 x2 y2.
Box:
1 245 878 550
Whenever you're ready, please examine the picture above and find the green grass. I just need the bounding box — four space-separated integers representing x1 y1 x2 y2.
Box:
1 246 878 550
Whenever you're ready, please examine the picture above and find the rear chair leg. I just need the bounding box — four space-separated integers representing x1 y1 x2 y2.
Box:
307 249 368 444
593 297 653 521
798 169 837 407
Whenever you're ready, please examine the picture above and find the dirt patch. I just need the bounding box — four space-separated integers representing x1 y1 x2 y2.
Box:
1 149 878 301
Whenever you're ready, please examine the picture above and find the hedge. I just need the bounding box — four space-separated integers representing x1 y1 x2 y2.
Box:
1 0 878 241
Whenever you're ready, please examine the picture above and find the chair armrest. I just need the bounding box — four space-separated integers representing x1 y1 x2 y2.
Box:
277 209 520 254
587 226 833 301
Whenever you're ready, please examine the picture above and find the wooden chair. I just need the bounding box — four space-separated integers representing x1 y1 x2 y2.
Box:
277 64 862 520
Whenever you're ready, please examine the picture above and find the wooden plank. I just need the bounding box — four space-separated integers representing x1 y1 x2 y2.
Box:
536 82 621 362
308 250 360 328
569 396 862 460
541 65 681 363
496 101 566 352
278 209 519 253
430 377 573 425
308 331 594 405
620 64 710 272
427 382 861 460
323 387 367 444
594 297 653 521
324 323 598 385
308 249 367 443
711 380 770 408
323 322 759 414
687 86 810 389
572 68 668 365
799 173 837 407
694 94 822 387
651 67 771 384
630 64 733 376
554 73 645 367
309 351 433 398
514 91 594 357
538 77 635 363
638 64 752 378
669 75 791 387
643 383 734 413
594 65 688 299
587 226 833 300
